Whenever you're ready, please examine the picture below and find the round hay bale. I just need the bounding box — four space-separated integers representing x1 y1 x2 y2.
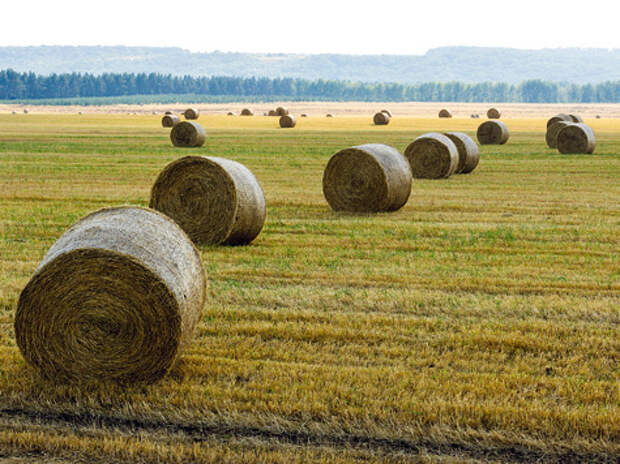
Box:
568 114 583 123
326 113 334 117
301 113 308 117
14 206 206 384
23 109 29 114
162 114 180 128
438 109 452 118
476 120 509 145
150 156 266 246
279 114 296 128
276 106 289 116
227 112 235 116
241 108 254 116
404 133 459 179
170 121 206 147
545 121 573 149
546 113 572 128
595 115 601 119
322 144 411 213
381 109 393 117
443 132 480 174
184 108 199 120
487 108 501 119
557 123 595 154
165 111 174 115
268 109 278 116
373 111 390 125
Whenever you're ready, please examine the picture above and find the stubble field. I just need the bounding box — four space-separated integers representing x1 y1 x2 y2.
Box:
0 113 618 463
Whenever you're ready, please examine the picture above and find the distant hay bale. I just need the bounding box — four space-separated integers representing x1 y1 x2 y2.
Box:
443 132 480 174
595 115 601 119
241 108 254 116
487 108 501 119
14 206 206 384
227 112 235 116
557 123 595 154
165 111 174 115
546 113 572 128
279 114 296 128
477 120 509 145
373 111 390 125
438 109 452 118
170 121 206 147
545 121 573 149
568 114 583 123
184 108 199 120
381 109 393 117
268 110 278 116
276 106 289 116
404 133 459 179
301 113 308 117
322 143 411 213
150 156 266 245
162 114 180 128
326 113 334 117
23 109 29 114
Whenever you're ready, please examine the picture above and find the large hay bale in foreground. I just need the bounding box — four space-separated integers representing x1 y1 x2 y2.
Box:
438 109 452 118
568 114 583 123
546 113 572 128
381 109 393 117
323 144 411 213
405 133 459 179
373 111 390 125
150 156 266 245
184 108 199 120
487 108 501 119
14 206 206 384
557 123 595 154
276 106 289 116
241 108 254 116
477 120 509 145
545 121 573 149
170 121 206 147
279 114 296 128
443 132 480 174
162 114 180 128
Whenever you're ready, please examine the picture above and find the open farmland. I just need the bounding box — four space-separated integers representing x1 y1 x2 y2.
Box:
0 113 618 463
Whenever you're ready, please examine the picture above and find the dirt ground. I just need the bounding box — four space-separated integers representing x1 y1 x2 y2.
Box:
1 101 619 118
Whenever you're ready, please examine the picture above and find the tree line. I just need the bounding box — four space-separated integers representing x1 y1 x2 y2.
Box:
0 69 618 103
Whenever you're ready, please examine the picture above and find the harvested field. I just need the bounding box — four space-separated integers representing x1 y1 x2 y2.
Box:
0 112 618 463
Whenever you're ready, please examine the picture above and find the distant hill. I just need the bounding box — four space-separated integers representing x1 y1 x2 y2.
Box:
1 46 619 84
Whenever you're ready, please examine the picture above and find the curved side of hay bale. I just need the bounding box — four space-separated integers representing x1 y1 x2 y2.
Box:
487 108 501 119
279 115 296 128
162 114 180 128
276 106 289 116
150 156 266 245
557 123 596 154
568 114 583 123
546 113 572 128
14 206 206 384
477 120 509 145
438 109 452 118
184 108 199 120
170 121 206 147
381 109 393 117
268 110 278 116
545 121 573 149
373 112 390 125
443 132 480 174
241 108 254 116
404 133 459 179
322 144 412 213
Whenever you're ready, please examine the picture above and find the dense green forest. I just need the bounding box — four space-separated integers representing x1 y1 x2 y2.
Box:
1 69 618 103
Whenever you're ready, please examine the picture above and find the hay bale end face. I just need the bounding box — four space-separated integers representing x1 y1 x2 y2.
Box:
405 133 459 179
477 120 509 145
276 106 289 116
443 132 480 174
323 144 412 213
150 156 266 246
381 109 393 117
438 109 452 118
241 108 254 116
279 114 296 128
170 121 206 147
184 108 199 120
557 123 595 154
14 206 206 384
487 108 501 119
545 121 573 149
373 111 390 125
162 114 180 128
568 114 583 123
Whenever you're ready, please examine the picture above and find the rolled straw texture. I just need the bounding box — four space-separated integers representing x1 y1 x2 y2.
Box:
322 144 412 213
443 132 480 174
279 115 296 128
170 121 206 147
14 206 206 384
438 109 452 118
381 109 393 117
477 120 510 145
373 112 390 125
268 110 278 116
404 133 459 179
241 108 254 116
568 114 583 123
162 114 180 128
276 106 289 116
184 108 199 120
557 123 596 154
545 121 573 149
546 113 572 128
487 108 501 119
150 156 266 245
